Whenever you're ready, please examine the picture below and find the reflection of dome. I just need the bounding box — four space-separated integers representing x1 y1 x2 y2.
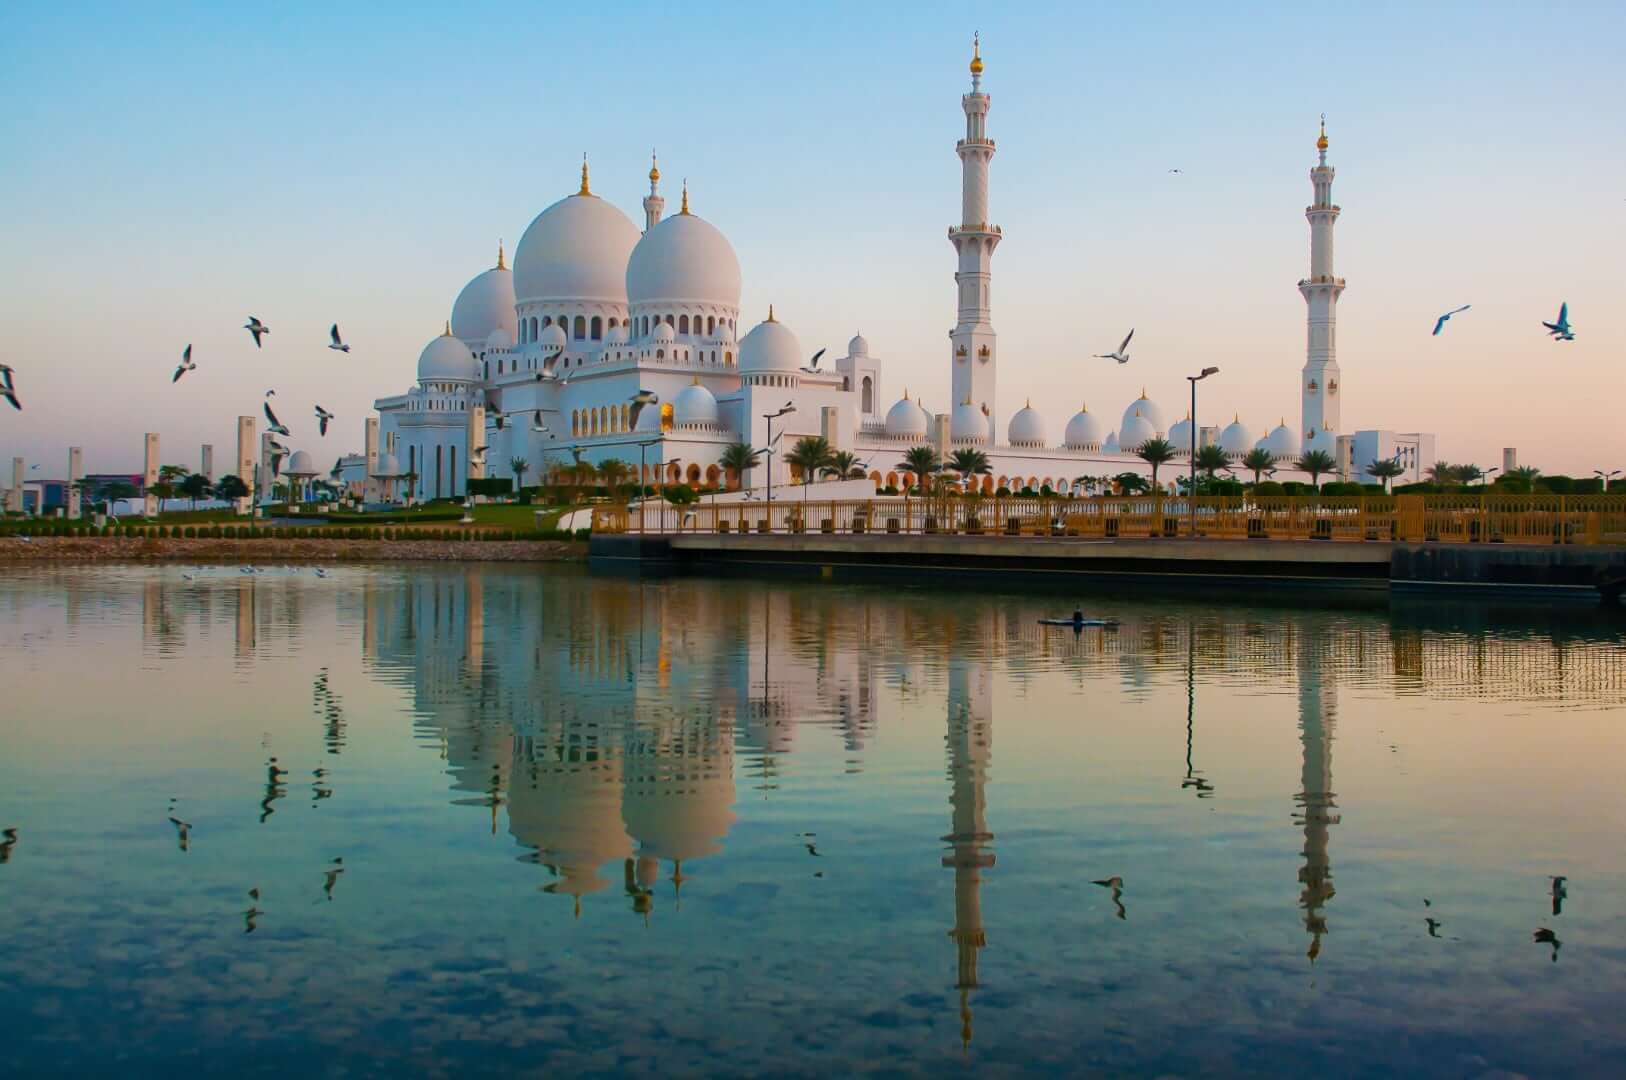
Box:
951 399 986 444
418 329 478 382
884 393 929 439
451 254 517 344
620 721 736 871
848 332 869 357
672 379 719 428
1261 419 1300 459
373 453 401 478
537 323 566 351
1063 404 1103 450
1218 416 1254 455
507 751 633 906
1007 400 1046 447
1119 410 1155 451
1121 390 1165 435
285 450 316 477
626 211 742 309
652 320 676 344
738 312 802 374
513 190 640 304
1103 431 1120 453
1167 415 1193 454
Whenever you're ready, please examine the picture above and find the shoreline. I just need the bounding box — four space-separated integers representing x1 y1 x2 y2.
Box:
0 536 586 563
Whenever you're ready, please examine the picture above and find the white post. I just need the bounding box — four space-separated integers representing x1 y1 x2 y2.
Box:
67 447 83 518
236 416 256 516
142 433 160 518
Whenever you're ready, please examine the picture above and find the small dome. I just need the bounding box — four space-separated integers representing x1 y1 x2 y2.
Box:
884 393 929 439
627 210 742 310
513 190 640 305
450 259 517 344
1304 426 1337 457
484 327 513 350
1262 419 1300 459
847 332 869 357
1120 410 1156 451
1121 390 1165 436
373 453 401 478
1167 415 1194 454
537 323 567 351
418 329 478 382
1007 400 1047 447
738 312 802 374
672 379 718 428
652 321 676 344
1218 416 1255 455
951 399 986 444
285 450 316 477
605 324 629 345
1064 404 1104 450
1103 431 1121 454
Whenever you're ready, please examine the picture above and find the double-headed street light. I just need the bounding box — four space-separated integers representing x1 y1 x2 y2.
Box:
763 403 795 520
1596 468 1621 492
1186 367 1220 534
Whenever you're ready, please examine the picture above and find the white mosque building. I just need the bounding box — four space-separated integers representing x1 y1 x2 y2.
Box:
364 39 1433 502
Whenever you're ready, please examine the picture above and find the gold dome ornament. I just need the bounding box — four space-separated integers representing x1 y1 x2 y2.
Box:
969 32 983 76
578 154 592 196
1317 113 1329 152
649 149 660 184
496 239 505 270
680 179 689 215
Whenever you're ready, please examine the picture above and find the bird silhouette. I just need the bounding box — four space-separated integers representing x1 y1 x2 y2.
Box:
1095 329 1134 364
321 858 344 900
627 389 659 429
168 816 191 852
1551 875 1568 917
244 316 270 348
0 364 21 411
244 888 263 933
801 347 827 374
1092 876 1126 919
1533 927 1561 961
314 405 334 437
1431 305 1470 336
1425 917 1442 938
1542 302 1574 341
0 827 17 863
173 344 196 383
263 395 290 436
327 324 349 353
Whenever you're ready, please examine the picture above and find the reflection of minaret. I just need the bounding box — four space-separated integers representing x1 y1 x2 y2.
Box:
1296 641 1340 963
233 578 256 660
463 570 484 677
943 658 994 1050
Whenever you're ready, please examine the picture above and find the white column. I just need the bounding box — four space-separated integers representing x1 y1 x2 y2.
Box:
142 433 160 518
949 37 999 440
364 417 380 503
67 447 83 518
7 457 22 514
466 403 486 488
200 444 214 481
236 416 256 515
1299 119 1344 456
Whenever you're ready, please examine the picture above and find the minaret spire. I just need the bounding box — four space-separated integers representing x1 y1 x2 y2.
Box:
643 149 665 232
949 33 1000 446
1299 115 1344 460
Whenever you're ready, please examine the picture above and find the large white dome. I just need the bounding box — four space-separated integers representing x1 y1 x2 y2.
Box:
1218 416 1255 455
1007 401 1047 447
626 211 741 309
1064 404 1103 450
951 399 986 444
418 330 478 382
884 394 929 439
512 191 640 304
1167 415 1194 454
1120 410 1156 451
1121 390 1165 436
1261 419 1300 459
672 379 719 428
284 450 316 477
738 314 802 374
450 258 517 344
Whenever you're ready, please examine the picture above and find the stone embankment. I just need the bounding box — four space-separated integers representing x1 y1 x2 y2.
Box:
0 536 585 563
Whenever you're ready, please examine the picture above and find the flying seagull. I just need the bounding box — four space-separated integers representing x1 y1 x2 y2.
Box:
0 364 19 410
470 445 488 465
244 316 270 348
1095 328 1134 364
1168 168 1184 174
627 389 659 429
327 324 349 353
173 344 196 383
1431 305 1470 336
1542 302 1574 341
801 347 827 373
314 405 334 437
263 395 290 436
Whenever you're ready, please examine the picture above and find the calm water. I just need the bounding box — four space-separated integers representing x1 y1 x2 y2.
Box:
2 565 1625 1077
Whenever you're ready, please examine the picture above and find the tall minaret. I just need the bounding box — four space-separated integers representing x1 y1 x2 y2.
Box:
949 33 1000 444
643 151 664 233
1299 116 1344 456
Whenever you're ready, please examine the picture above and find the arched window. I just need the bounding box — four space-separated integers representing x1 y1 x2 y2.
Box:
725 351 733 365
434 445 443 499
707 316 715 336
573 316 586 340
679 315 690 334
686 463 700 486
656 349 665 360
542 316 551 328
621 404 630 430
496 358 503 376
641 316 649 337
608 317 618 330
665 314 674 327
450 446 458 494
861 376 873 413
590 316 603 340
530 317 539 341
570 410 578 436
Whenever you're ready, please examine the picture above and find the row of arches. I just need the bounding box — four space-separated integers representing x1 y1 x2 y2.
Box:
403 442 461 499
858 471 1067 493
749 374 797 388
633 313 736 339
518 313 624 345
411 395 469 412
572 404 634 437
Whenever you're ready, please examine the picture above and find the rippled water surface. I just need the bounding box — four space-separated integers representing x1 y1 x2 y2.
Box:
2 564 1625 1076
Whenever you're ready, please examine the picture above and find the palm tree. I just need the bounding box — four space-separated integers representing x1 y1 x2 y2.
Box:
1241 448 1277 486
1113 471 1149 495
719 442 760 490
824 449 865 481
179 472 212 510
947 448 992 491
899 446 940 492
1294 450 1337 491
598 458 631 497
99 479 139 518
1136 437 1177 491
509 457 529 497
213 474 248 507
1194 444 1232 481
1366 457 1404 493
1504 465 1541 493
1455 463 1484 486
1426 460 1455 485
784 436 834 489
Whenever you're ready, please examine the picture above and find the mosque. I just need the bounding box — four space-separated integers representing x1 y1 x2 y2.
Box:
362 39 1435 502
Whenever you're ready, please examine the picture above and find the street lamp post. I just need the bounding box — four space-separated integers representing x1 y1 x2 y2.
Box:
1482 466 1500 488
1186 367 1220 536
763 402 795 530
1595 468 1621 493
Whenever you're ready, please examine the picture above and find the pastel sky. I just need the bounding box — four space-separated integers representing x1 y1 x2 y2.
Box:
2 1 1622 477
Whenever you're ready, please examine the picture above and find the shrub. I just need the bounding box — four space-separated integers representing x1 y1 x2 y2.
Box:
1253 481 1285 496
574 527 591 541
995 487 1011 497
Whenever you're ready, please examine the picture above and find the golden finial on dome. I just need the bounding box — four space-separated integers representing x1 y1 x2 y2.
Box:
649 149 660 184
496 239 505 270
969 31 983 76
443 321 452 337
1140 386 1148 399
1025 397 1031 408
579 154 591 196
767 304 776 322
1317 113 1328 152
680 179 689 215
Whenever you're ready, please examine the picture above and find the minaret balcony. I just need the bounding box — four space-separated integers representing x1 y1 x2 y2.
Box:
948 223 1002 236
1298 276 1346 287
955 138 996 150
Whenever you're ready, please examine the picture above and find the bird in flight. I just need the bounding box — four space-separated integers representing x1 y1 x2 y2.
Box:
1096 329 1134 364
627 389 659 429
470 445 488 465
1092 876 1126 920
1168 168 1184 174
1533 926 1561 961
322 858 344 900
168 815 191 852
173 344 196 383
1431 305 1470 336
314 405 334 437
531 410 551 435
1542 302 1574 341
244 316 270 348
264 395 290 436
802 347 827 373
0 364 20 411
328 324 349 353
1551 875 1568 916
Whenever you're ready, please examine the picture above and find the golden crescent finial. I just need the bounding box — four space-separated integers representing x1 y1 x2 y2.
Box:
680 179 689 215
767 304 775 322
496 239 505 270
970 31 984 76
649 149 660 184
1317 114 1329 152
443 320 452 336
579 154 591 196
